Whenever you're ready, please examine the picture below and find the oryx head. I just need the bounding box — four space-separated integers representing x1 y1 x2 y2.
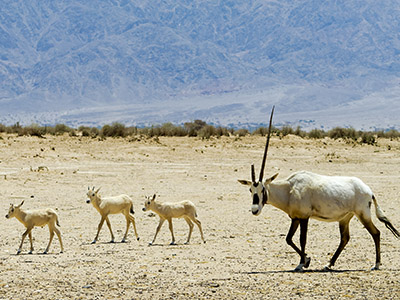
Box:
238 106 278 216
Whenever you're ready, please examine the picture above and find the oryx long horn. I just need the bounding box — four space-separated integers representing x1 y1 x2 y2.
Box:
251 164 256 182
259 105 275 182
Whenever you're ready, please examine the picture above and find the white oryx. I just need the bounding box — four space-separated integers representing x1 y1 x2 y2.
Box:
239 106 400 271
86 187 139 244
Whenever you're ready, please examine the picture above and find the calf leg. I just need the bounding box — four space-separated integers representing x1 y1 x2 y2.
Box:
150 218 165 245
28 232 34 254
184 217 194 244
44 226 55 254
18 227 33 255
93 216 105 244
325 216 352 270
168 219 176 245
189 215 206 243
105 216 115 243
122 215 130 243
53 226 64 253
129 214 139 241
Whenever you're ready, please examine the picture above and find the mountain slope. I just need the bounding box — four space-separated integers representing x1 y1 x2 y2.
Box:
1 0 400 129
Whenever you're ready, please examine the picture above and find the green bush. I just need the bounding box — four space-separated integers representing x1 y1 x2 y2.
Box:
308 129 326 139
101 123 126 137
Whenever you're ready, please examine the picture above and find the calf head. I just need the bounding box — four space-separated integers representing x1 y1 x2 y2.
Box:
86 186 100 204
143 194 156 212
5 200 24 219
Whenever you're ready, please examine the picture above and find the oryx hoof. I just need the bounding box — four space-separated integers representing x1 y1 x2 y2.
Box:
28 250 33 255
91 240 97 244
371 263 380 271
170 242 176 246
109 240 115 244
148 242 153 246
121 239 127 243
16 249 21 255
323 265 333 272
43 251 48 255
304 256 311 268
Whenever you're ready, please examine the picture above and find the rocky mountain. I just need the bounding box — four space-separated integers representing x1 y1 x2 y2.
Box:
1 0 400 129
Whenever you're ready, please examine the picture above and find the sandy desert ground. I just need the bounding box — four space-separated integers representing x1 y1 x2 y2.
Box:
0 133 399 299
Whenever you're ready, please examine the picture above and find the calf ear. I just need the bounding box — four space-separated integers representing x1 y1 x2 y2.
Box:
264 173 279 185
238 179 252 186
95 187 101 194
19 200 25 207
152 194 156 201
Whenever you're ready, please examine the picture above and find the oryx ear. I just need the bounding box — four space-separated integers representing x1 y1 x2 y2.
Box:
264 173 279 185
238 179 252 186
19 200 25 207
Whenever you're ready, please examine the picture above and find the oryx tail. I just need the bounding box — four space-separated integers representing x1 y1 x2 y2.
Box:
372 195 400 238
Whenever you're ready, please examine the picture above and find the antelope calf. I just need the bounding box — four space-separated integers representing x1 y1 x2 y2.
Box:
142 194 205 245
86 187 139 244
5 201 64 255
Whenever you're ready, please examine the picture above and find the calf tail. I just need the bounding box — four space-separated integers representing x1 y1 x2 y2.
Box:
130 203 135 215
56 215 61 227
372 195 400 238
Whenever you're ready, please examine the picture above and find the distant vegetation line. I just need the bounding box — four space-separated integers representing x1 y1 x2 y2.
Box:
1 120 400 145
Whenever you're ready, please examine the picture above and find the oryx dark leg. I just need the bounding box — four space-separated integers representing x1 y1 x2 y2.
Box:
286 218 301 255
297 218 311 271
325 216 352 271
286 218 310 271
358 214 381 270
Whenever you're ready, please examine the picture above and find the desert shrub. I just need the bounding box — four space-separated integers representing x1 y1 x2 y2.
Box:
20 124 46 137
53 124 74 135
377 129 400 139
280 126 294 137
252 127 268 136
184 120 207 136
160 122 187 136
198 124 216 139
0 124 7 133
101 122 127 137
125 126 138 136
308 129 326 139
235 128 249 137
214 126 230 137
79 126 99 137
328 127 359 141
360 132 376 145
294 126 306 138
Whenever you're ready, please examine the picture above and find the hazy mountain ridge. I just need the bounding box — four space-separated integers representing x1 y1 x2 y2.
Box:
1 0 400 129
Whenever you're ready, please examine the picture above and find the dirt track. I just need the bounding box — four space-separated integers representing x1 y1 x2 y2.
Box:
0 134 399 299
